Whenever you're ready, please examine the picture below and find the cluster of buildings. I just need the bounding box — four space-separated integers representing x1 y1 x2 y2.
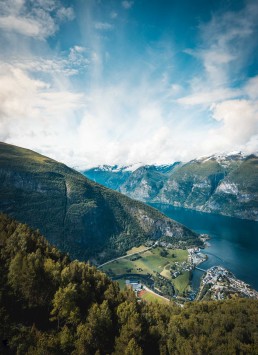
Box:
199 266 258 300
188 247 207 266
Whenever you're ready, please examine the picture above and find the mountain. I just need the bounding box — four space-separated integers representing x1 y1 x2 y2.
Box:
1 213 258 354
83 163 179 202
119 164 180 201
83 153 258 221
82 165 132 190
154 153 258 220
0 142 200 263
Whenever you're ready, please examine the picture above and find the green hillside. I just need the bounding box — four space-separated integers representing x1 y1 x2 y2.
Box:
0 142 200 263
0 214 258 354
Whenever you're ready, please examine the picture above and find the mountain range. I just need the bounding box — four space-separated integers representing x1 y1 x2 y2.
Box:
0 142 200 263
83 153 258 221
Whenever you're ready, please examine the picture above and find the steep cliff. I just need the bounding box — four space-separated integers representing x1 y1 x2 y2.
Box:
0 142 200 262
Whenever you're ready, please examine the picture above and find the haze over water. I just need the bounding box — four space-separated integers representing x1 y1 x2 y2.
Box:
150 204 258 291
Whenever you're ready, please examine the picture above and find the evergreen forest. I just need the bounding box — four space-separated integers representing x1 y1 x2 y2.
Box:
0 213 258 354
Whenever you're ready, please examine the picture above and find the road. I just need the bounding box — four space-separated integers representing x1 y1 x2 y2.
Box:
98 246 152 268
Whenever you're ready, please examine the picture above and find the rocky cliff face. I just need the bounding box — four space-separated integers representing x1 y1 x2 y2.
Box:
202 155 258 220
0 142 200 262
119 166 167 201
83 153 258 221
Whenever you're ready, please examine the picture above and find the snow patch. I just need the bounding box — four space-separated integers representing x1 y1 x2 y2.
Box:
217 182 238 195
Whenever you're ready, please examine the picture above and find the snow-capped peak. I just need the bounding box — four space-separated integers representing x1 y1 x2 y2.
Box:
90 162 144 173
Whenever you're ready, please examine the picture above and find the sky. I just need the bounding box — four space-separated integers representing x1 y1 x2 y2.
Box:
0 0 258 169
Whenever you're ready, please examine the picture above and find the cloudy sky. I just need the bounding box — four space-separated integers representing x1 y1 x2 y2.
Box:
1 0 258 168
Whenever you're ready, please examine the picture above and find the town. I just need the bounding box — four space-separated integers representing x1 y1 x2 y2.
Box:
197 266 258 300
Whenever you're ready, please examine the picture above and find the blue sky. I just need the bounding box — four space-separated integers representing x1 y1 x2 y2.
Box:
0 0 258 168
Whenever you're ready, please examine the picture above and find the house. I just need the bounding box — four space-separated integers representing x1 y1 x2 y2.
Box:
126 280 142 292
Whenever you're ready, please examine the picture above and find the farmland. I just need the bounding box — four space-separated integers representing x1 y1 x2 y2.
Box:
101 246 191 295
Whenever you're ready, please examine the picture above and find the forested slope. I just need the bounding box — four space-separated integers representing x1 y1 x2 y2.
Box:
0 142 199 263
0 214 257 354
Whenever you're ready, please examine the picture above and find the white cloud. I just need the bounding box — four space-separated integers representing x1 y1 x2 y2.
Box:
121 1 134 10
211 99 258 145
179 2 258 107
94 22 113 31
0 0 74 39
0 62 86 162
56 6 75 21
174 2 258 159
177 88 240 106
1 59 258 169
244 75 258 100
0 15 52 38
0 0 258 169
5 45 89 77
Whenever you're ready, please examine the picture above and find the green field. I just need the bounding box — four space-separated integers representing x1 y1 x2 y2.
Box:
140 290 169 304
101 246 190 295
102 247 188 279
172 271 191 294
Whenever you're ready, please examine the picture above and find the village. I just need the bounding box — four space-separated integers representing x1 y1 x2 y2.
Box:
118 241 208 302
197 266 258 300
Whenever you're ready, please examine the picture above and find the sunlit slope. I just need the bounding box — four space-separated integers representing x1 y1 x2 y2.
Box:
0 142 200 262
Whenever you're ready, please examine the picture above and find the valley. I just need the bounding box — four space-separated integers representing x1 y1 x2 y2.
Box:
1 142 257 303
155 204 258 292
100 243 206 300
82 155 258 301
2 0 258 352
1 213 257 354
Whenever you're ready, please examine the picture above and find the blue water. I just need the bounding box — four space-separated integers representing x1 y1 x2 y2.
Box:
150 204 258 291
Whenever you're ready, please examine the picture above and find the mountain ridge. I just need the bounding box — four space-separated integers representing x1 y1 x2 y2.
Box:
83 153 258 221
0 142 201 263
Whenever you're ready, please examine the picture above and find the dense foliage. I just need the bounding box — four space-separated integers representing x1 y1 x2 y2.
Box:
0 142 200 263
1 214 258 354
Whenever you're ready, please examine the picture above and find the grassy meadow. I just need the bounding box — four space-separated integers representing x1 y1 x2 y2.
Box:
140 290 169 304
101 246 190 294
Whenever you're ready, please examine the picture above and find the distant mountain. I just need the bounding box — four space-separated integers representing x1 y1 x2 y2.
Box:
0 142 200 263
119 163 180 201
83 153 258 221
82 165 132 191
